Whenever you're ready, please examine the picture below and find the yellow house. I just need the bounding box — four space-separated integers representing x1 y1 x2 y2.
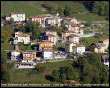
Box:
94 48 99 53
89 43 105 53
65 42 76 52
98 39 109 50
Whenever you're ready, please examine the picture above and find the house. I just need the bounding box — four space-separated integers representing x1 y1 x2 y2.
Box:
98 39 109 50
14 21 26 28
64 20 80 32
62 30 75 41
15 62 36 68
67 34 79 43
45 34 57 45
28 14 53 27
45 16 62 27
62 17 84 35
65 42 77 53
28 15 46 27
101 54 109 67
89 43 105 53
45 30 57 36
13 31 30 44
22 50 36 63
11 50 24 60
72 44 85 54
5 12 25 22
42 46 53 59
39 40 52 51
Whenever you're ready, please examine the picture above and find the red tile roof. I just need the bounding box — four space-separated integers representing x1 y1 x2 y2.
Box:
99 39 106 42
68 34 79 37
80 28 83 30
64 30 75 33
65 21 80 27
62 17 72 20
11 50 24 53
46 30 56 32
45 34 55 37
73 44 81 47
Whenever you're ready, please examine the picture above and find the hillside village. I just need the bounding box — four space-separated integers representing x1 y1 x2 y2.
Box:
2 12 109 69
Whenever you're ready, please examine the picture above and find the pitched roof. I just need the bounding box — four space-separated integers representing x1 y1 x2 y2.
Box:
64 30 75 33
65 21 80 27
61 16 72 20
73 44 85 47
45 34 55 37
23 50 36 54
11 50 24 53
43 46 53 52
46 30 56 32
99 39 106 42
68 34 79 37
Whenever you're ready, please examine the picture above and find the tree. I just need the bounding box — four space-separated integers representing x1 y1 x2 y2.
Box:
8 18 14 25
52 70 60 82
73 72 79 80
58 6 64 16
65 65 74 80
104 5 109 16
26 21 40 40
92 1 100 14
52 45 58 51
64 6 73 16
60 73 66 83
18 25 26 33
59 66 67 74
35 63 45 72
1 64 11 83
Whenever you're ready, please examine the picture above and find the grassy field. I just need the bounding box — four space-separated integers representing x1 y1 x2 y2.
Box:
10 60 73 84
73 13 106 22
1 41 14 51
1 1 46 18
1 1 106 22
54 1 89 12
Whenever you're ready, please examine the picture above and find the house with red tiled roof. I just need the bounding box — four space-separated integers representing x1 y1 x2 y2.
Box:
39 41 52 51
89 43 106 53
45 16 62 27
43 30 58 45
44 34 57 45
62 30 75 41
13 31 30 44
11 50 24 60
22 50 36 63
67 34 79 43
42 46 53 59
72 44 85 54
5 12 25 22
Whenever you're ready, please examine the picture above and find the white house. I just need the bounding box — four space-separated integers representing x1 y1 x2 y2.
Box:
79 28 84 35
11 50 24 60
42 46 53 59
101 54 109 67
67 34 79 43
5 12 25 22
45 34 57 45
72 44 85 54
45 16 62 27
13 31 30 44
